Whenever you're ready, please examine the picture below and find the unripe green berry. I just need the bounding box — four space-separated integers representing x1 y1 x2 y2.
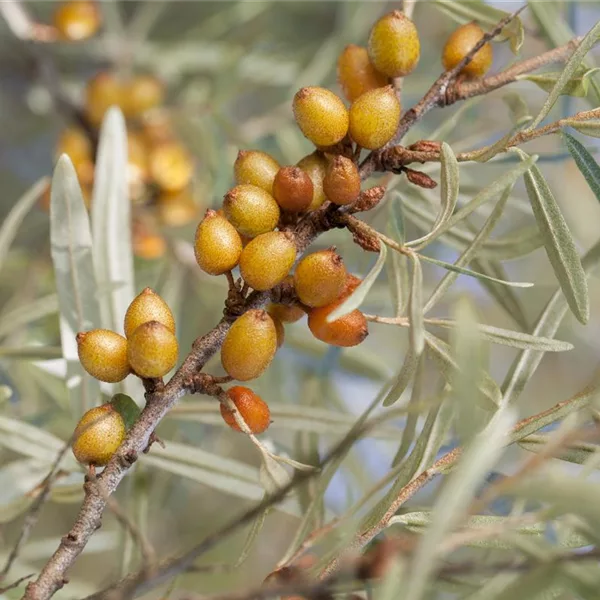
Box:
368 11 420 78
234 150 281 195
323 156 361 206
293 87 349 147
240 231 297 291
127 321 178 378
297 152 328 211
442 22 493 78
349 86 400 150
294 249 347 308
273 166 313 212
221 309 277 381
223 184 280 238
337 44 389 102
124 287 175 339
72 404 126 466
76 329 130 383
220 386 271 433
194 209 243 275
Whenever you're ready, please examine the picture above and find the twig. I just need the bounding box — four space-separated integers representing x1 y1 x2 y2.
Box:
0 574 35 595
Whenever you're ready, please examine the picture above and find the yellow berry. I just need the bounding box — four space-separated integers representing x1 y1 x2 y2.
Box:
123 75 165 119
194 209 243 275
323 155 361 206
293 87 349 147
156 188 199 227
72 404 126 466
220 386 271 434
76 329 130 383
149 141 193 193
239 231 297 291
368 11 420 78
53 1 101 42
127 321 178 378
308 301 368 347
294 249 347 308
85 72 124 127
442 22 493 78
124 287 175 339
268 302 305 324
349 86 400 150
221 309 277 381
234 150 281 195
297 152 328 211
337 44 389 102
56 127 92 163
223 184 280 238
272 166 313 212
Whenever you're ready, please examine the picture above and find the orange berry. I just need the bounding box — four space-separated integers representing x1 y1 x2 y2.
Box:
76 329 130 383
149 141 193 193
308 301 368 347
156 188 199 227
268 302 305 324
293 87 349 147
337 44 389 102
127 321 178 378
349 86 400 150
56 127 92 164
72 404 125 467
234 150 281 195
220 386 271 434
194 210 243 275
223 184 280 238
221 310 277 381
368 11 420 78
442 22 493 78
272 166 313 212
239 231 297 291
123 75 165 119
296 152 328 211
294 249 347 308
53 1 101 42
133 228 167 260
323 156 361 206
85 72 124 127
124 287 175 339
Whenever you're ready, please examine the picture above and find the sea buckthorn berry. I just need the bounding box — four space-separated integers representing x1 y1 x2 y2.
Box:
293 87 349 147
85 72 124 127
72 404 126 466
149 141 193 193
221 309 277 381
220 386 271 434
141 110 175 147
239 231 297 291
156 188 199 227
123 75 165 119
124 287 175 339
272 166 313 212
308 301 368 347
133 228 167 260
442 22 493 78
294 249 347 308
337 44 389 102
234 150 280 195
268 302 305 324
194 210 243 275
76 329 130 383
56 127 92 164
223 184 280 238
127 321 178 378
349 86 400 150
297 152 328 211
323 156 361 206
53 1 101 42
343 274 362 296
367 11 420 78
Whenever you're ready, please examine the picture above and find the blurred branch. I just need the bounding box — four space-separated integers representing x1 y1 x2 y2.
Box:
0 575 35 595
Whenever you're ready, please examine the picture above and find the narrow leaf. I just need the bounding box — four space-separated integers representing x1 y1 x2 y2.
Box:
518 150 589 324
408 254 424 357
382 349 418 408
519 67 600 97
419 253 533 288
50 156 102 413
565 119 600 138
528 20 600 129
563 130 600 203
519 434 598 466
326 243 387 322
503 92 531 125
0 294 58 339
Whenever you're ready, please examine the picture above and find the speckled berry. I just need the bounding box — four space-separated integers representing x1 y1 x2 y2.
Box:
234 150 281 195
349 86 400 150
337 44 389 102
127 321 178 378
194 210 243 275
76 329 130 383
223 184 280 238
272 166 313 212
296 152 328 211
442 22 493 78
294 249 347 308
323 156 361 205
124 287 175 339
308 301 368 347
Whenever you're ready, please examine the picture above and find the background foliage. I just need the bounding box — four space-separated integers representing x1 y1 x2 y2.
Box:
1 1 600 599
